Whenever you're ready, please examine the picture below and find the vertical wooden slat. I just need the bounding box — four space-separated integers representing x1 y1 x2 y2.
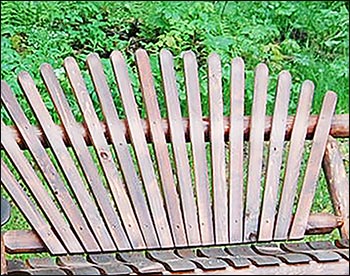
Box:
1 82 100 253
229 57 245 243
40 63 131 251
17 71 116 252
110 51 174 248
274 81 314 240
208 53 228 244
183 50 213 245
159 49 201 246
1 160 67 255
258 71 291 241
244 63 269 242
85 53 160 248
64 57 144 250
134 49 187 247
289 91 337 239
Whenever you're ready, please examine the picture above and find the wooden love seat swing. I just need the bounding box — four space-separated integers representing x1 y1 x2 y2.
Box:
1 48 349 275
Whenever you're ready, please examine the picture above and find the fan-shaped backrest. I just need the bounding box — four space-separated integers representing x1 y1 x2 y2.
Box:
1 49 337 255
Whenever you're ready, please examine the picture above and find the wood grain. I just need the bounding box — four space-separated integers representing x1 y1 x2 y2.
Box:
274 81 314 240
289 91 337 239
160 49 202 247
110 50 173 248
258 70 291 241
229 57 245 243
182 50 213 245
208 53 228 244
135 49 187 247
244 63 269 242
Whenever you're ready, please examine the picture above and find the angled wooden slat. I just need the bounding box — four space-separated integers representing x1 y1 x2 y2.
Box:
40 63 131 251
110 51 173 248
1 122 82 254
85 53 160 248
63 57 144 250
274 81 314 240
159 49 201 247
289 91 337 239
207 53 228 244
1 82 100 253
229 57 245 243
182 50 212 245
258 71 292 241
1 160 66 255
134 49 187 247
17 71 116 252
244 63 269 242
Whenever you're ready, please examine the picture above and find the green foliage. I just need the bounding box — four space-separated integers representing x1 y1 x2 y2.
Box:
1 1 348 122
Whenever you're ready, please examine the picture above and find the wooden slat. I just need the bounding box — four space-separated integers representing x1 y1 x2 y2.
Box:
229 57 245 243
134 49 187 247
159 49 202 246
208 53 228 244
182 50 213 245
322 136 349 239
1 122 82 254
17 71 116 252
1 160 66 255
274 81 314 239
85 53 160 249
258 71 291 241
244 63 269 242
110 51 173 248
289 91 337 239
5 114 348 150
63 57 143 250
40 63 131 251
1 82 100 252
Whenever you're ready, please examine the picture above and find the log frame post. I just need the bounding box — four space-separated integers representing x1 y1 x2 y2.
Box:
322 135 349 239
1 234 7 275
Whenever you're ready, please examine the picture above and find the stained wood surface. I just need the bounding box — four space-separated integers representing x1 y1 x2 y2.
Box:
244 63 269 242
40 63 131 250
228 57 245 243
4 114 348 150
17 71 115 252
208 53 228 244
182 50 213 245
160 49 201 246
64 57 143 250
258 70 291 241
323 136 349 239
135 49 187 247
110 50 173 248
86 53 160 248
289 91 337 239
274 80 314 240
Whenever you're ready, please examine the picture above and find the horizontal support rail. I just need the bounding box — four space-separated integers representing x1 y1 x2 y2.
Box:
3 114 349 150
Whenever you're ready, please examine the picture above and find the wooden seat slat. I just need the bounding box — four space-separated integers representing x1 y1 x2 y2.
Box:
63 57 142 250
1 83 100 252
228 57 245 243
110 50 173 248
86 53 160 249
208 53 228 244
244 64 269 242
258 71 292 241
289 91 337 239
183 50 213 245
17 71 116 252
160 49 202 247
134 49 187 247
40 63 131 251
274 80 314 239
